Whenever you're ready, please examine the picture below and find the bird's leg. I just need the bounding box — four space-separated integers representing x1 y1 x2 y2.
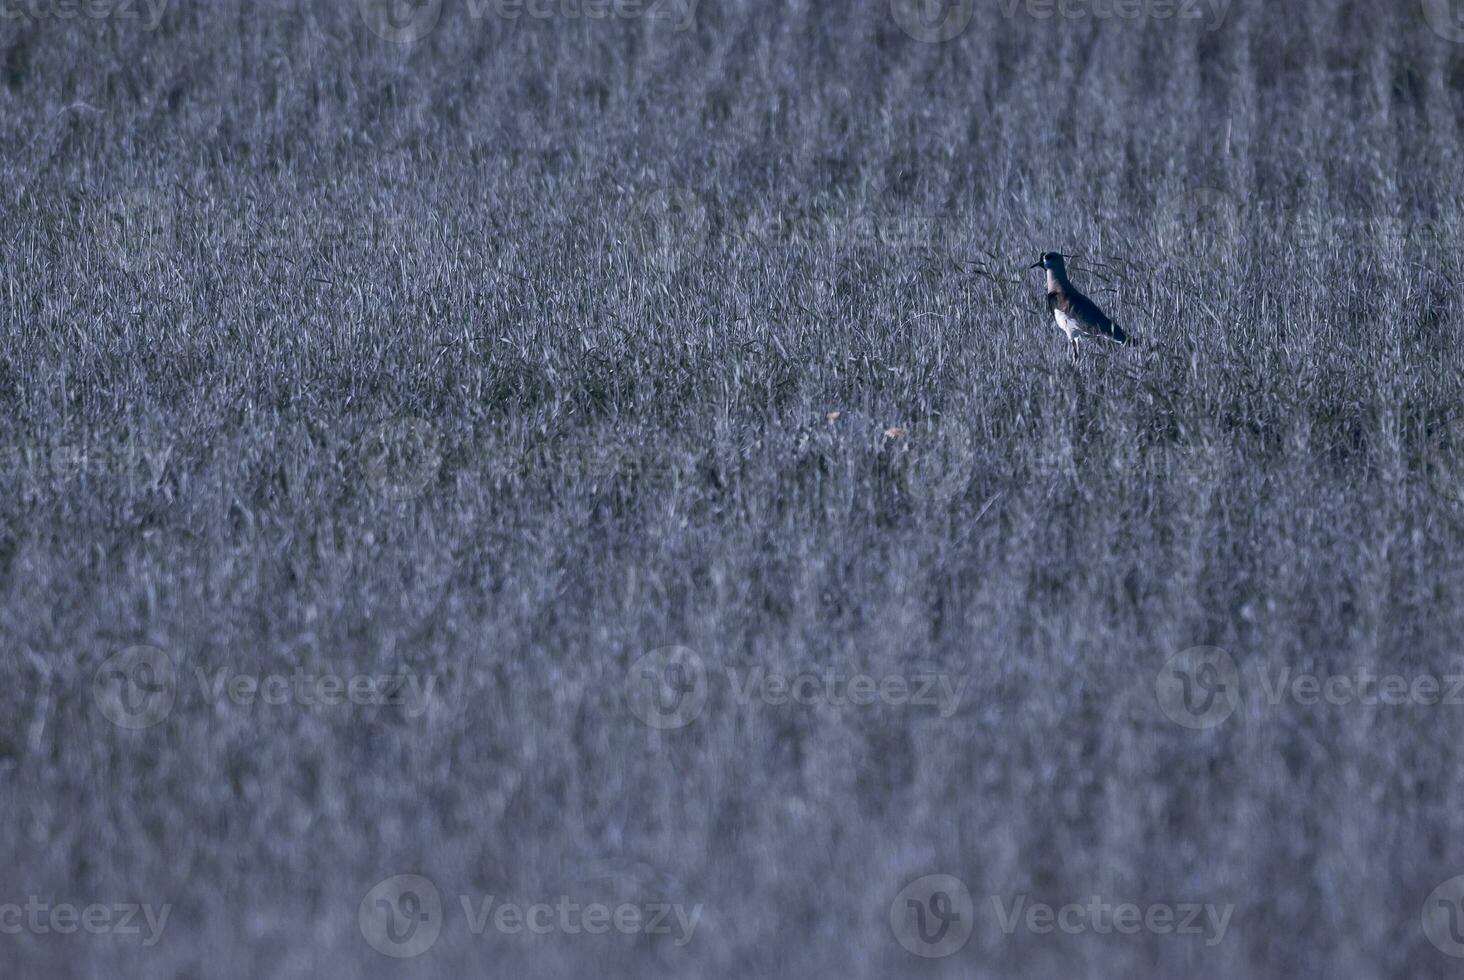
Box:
1070 338 1078 365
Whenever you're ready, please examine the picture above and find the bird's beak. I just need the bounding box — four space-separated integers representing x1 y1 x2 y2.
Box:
1028 261 1043 269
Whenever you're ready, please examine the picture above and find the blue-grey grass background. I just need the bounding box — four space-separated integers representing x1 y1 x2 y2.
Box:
4 0 1464 976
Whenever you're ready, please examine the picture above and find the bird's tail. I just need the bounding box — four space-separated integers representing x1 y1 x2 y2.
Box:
1110 322 1128 345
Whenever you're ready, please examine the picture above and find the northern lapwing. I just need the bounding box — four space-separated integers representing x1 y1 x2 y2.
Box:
1030 253 1128 363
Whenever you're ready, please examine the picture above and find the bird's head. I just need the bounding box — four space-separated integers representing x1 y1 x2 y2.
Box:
1029 252 1067 273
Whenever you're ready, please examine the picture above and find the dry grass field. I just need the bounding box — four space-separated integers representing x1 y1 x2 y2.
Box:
4 0 1464 976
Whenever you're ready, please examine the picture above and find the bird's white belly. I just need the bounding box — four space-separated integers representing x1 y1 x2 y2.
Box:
1053 309 1082 340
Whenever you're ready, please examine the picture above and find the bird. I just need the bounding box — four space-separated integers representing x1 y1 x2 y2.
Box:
1029 253 1128 364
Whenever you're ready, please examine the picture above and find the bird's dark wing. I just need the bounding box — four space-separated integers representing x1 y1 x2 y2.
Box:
1055 287 1125 344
